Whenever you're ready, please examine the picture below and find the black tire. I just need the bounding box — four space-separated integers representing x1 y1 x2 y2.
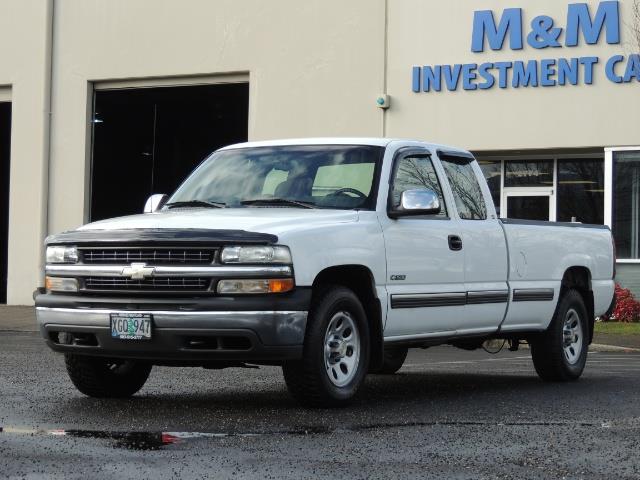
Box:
530 289 589 382
282 285 370 408
65 354 152 398
370 347 408 375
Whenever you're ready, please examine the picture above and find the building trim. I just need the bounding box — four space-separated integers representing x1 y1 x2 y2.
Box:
604 149 613 228
93 73 250 91
605 147 640 152
0 87 11 102
475 152 604 161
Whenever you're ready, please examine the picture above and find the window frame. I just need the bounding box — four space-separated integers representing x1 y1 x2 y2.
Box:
606 147 640 262
386 148 450 221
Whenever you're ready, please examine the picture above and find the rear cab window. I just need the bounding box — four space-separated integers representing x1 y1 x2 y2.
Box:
439 152 487 220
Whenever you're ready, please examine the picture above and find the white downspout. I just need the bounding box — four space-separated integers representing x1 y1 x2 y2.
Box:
38 0 54 291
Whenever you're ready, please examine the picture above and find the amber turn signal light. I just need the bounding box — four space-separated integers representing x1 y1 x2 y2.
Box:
268 278 295 293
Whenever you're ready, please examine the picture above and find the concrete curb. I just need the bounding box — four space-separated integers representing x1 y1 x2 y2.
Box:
589 343 640 353
518 342 640 353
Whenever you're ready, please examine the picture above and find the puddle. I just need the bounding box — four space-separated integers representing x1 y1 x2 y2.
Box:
1 427 180 451
0 426 331 451
62 430 180 450
0 420 607 451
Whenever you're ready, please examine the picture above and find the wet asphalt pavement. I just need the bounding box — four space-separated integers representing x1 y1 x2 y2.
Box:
1 332 639 479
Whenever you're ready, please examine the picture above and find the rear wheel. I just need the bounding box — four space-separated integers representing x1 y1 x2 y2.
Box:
65 354 152 398
371 347 408 375
530 289 589 381
282 286 370 407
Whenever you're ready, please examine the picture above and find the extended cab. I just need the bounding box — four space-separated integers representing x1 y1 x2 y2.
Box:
35 139 616 407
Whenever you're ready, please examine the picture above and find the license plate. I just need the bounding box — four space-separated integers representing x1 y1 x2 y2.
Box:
110 313 152 340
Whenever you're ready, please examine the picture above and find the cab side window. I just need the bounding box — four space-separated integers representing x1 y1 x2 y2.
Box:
440 157 487 220
391 155 447 217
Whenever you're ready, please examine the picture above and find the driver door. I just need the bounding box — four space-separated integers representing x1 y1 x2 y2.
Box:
379 150 466 340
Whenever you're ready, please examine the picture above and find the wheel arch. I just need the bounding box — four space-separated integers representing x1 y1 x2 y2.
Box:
311 265 384 370
561 266 595 343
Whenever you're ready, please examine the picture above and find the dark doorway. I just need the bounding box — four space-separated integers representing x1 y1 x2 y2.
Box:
91 83 249 221
0 102 11 304
506 195 550 221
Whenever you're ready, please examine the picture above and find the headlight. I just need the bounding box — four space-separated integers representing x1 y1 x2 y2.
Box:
46 246 79 264
45 277 79 293
220 246 292 264
217 278 294 294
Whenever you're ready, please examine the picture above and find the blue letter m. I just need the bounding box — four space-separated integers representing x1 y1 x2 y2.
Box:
566 1 620 46
471 8 523 52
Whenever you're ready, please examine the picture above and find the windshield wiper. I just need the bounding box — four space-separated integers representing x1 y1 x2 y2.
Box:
165 200 226 209
241 198 317 209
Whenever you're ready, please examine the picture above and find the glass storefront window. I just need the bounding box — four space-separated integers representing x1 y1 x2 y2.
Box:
613 151 640 259
557 159 604 224
504 160 553 187
478 160 501 213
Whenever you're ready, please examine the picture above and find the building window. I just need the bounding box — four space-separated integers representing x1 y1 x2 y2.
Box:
557 159 604 224
613 151 640 259
504 160 554 187
477 156 605 223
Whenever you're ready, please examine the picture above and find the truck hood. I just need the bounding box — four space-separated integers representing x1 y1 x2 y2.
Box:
78 208 359 236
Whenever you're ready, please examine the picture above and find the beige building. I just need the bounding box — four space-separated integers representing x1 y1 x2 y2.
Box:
0 0 638 305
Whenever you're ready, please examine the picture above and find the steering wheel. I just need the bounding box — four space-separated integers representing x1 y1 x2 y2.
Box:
331 187 367 199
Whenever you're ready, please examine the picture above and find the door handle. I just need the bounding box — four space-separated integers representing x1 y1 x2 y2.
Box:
448 235 463 251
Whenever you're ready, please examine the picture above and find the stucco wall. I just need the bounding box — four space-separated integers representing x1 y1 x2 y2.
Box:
0 0 51 305
386 0 640 150
47 0 387 237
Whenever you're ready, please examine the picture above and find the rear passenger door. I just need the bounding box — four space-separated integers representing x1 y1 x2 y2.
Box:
380 150 466 339
438 151 509 334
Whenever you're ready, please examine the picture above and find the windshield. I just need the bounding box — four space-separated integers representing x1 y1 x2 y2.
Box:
167 145 383 210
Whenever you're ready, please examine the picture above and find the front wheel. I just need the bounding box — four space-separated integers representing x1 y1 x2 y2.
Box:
65 354 152 398
282 286 370 407
530 289 589 381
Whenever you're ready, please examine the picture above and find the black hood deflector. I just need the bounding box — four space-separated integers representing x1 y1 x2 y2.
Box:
45 229 278 246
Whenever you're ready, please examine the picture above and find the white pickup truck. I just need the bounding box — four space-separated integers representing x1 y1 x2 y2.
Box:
35 138 616 407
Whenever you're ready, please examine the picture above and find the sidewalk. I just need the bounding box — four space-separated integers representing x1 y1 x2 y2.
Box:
1 306 639 350
0 306 37 332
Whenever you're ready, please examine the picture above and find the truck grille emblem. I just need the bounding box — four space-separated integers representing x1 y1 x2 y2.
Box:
121 262 156 280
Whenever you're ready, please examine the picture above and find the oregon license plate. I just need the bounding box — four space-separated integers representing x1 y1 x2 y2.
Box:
110 313 152 340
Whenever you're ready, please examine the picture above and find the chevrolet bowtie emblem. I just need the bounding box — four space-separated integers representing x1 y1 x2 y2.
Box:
122 263 156 280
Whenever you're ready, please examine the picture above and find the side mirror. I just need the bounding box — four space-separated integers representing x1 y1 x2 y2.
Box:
389 189 441 218
144 194 168 213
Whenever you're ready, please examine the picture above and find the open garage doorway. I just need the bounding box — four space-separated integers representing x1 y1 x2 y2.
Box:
0 102 11 303
90 82 249 221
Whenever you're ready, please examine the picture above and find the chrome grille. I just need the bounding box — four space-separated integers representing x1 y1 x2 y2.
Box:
81 248 215 265
84 277 211 292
